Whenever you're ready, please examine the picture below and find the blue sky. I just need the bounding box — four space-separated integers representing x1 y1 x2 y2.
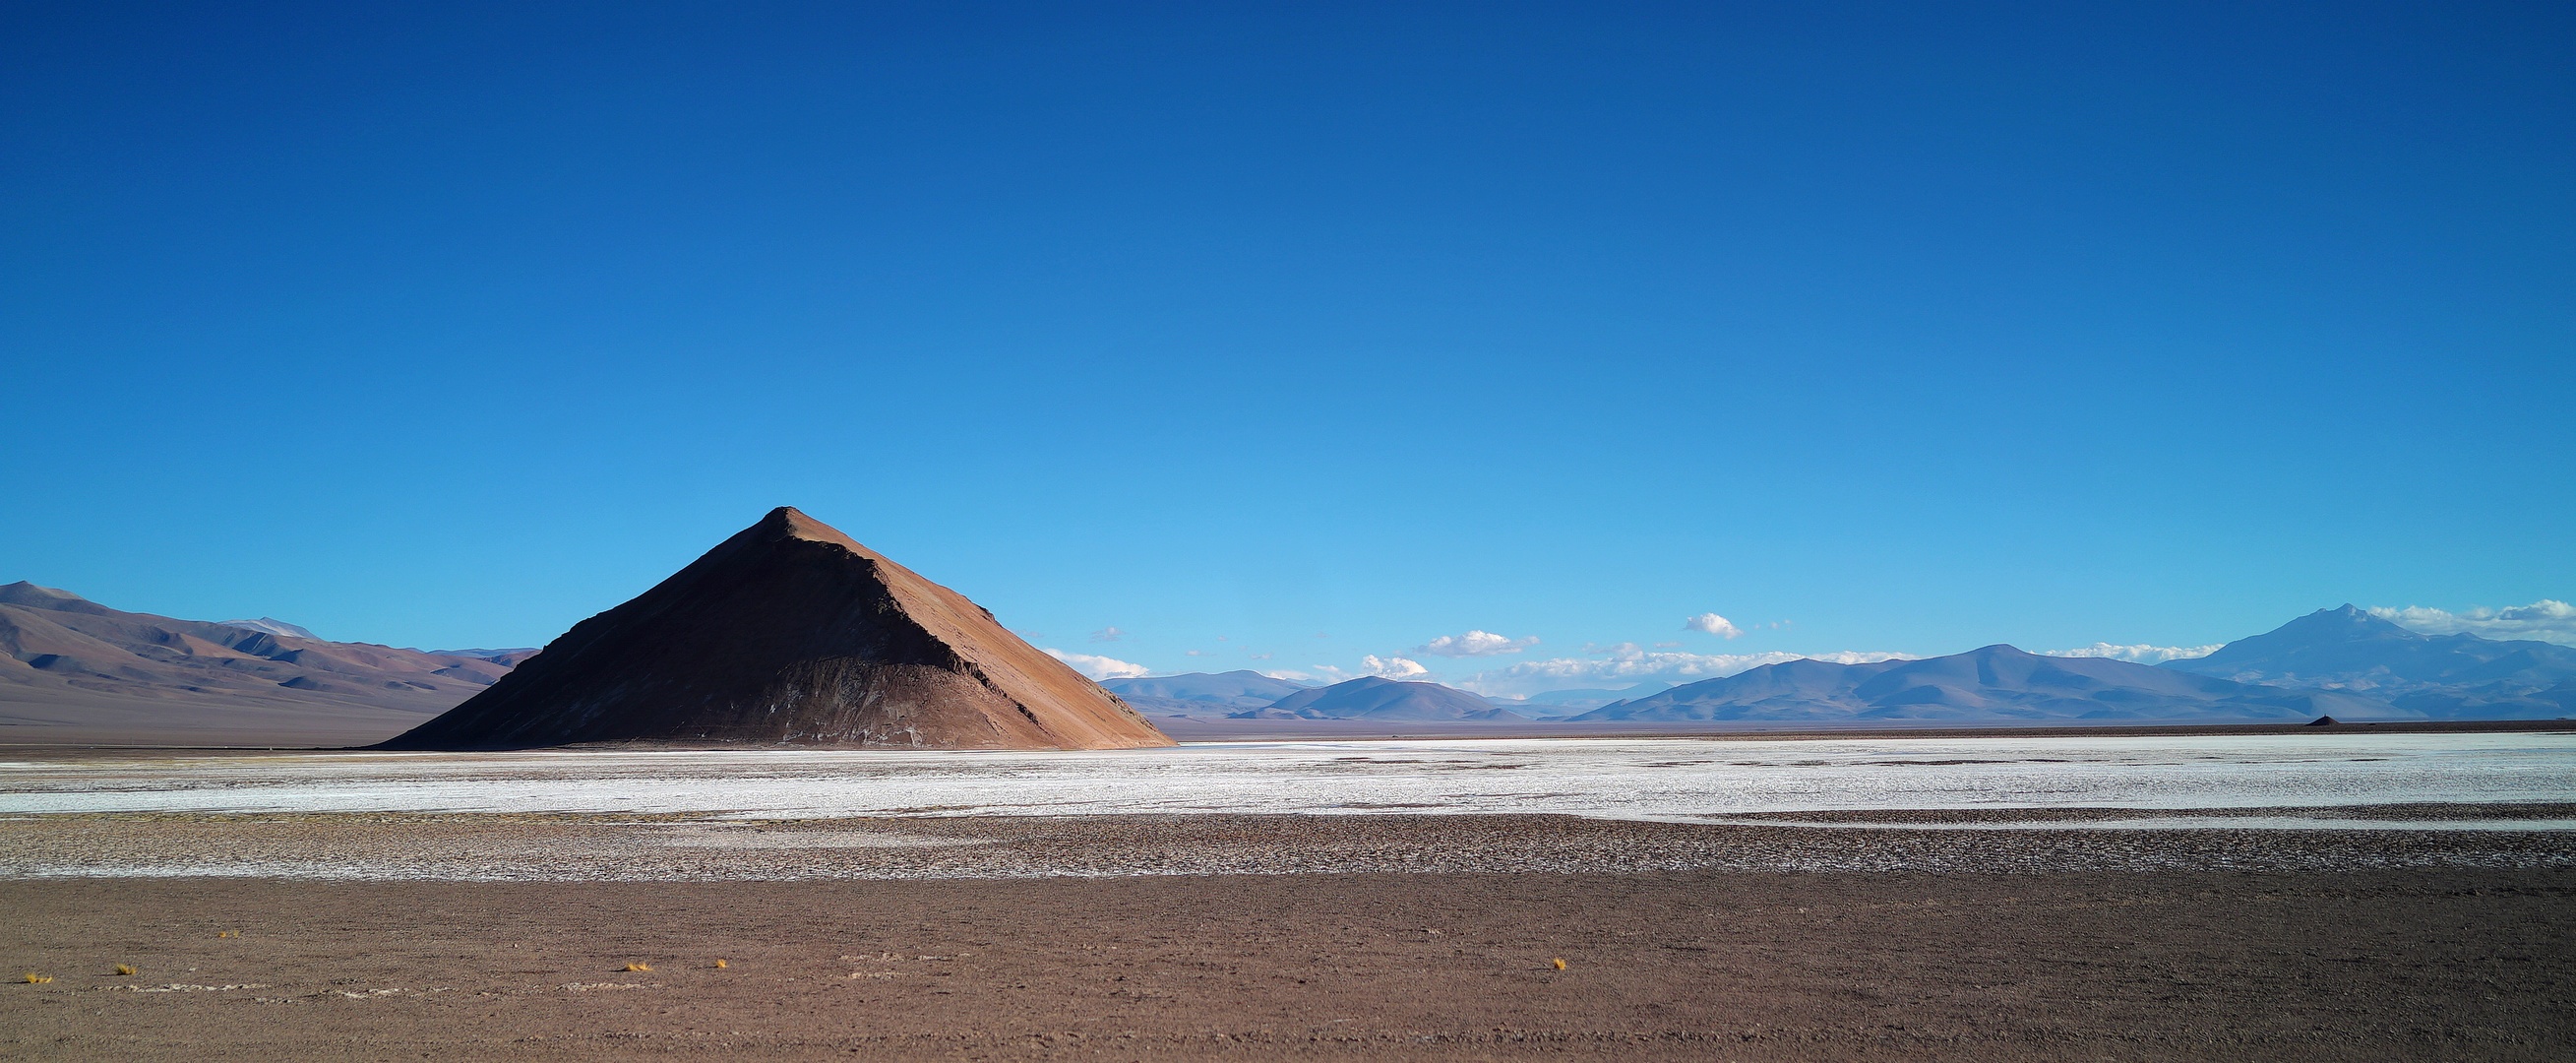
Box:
5 2 2570 692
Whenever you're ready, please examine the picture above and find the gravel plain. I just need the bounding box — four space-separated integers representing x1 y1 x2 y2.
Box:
5 861 2572 1061
4 806 2576 881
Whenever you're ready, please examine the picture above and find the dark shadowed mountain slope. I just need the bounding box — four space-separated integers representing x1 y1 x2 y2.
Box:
1238 676 1524 720
0 581 530 745
1572 645 2403 723
1101 670 1310 716
381 507 1174 751
2162 605 2576 719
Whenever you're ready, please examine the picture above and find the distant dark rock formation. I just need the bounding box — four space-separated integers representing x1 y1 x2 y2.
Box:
378 507 1173 751
1236 676 1524 720
2306 716 2340 726
1570 645 2403 723
2162 605 2576 719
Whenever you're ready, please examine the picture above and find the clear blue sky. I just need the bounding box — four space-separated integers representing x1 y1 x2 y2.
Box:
5 2 2569 691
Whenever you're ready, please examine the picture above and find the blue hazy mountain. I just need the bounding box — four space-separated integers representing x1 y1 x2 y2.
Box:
1100 670 1311 716
1571 645 2401 723
1529 682 1673 707
1234 676 1525 720
2161 605 2576 719
1489 682 1677 718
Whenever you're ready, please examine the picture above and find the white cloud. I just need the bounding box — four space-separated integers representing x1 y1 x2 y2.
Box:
1456 644 1913 698
2046 642 2223 663
1042 649 1151 680
1088 626 1126 643
1414 630 1540 657
1360 655 1431 679
1684 612 1744 639
2369 600 2576 647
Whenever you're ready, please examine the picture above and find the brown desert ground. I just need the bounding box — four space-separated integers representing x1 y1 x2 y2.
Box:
3 811 2573 1060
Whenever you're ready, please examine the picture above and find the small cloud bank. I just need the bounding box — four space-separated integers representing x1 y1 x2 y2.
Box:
1088 626 1126 643
1042 649 1150 680
1458 644 1912 698
2370 599 2576 647
1293 655 1436 685
1361 655 1431 679
1683 612 1744 639
2046 642 2224 664
1414 630 1540 657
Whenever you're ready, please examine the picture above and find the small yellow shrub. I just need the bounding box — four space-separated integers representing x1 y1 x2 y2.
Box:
20 973 51 984
113 965 138 976
712 959 728 969
623 962 652 972
1551 958 1567 970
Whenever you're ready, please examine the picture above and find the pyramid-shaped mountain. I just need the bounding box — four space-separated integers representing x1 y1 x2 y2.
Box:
379 508 1174 750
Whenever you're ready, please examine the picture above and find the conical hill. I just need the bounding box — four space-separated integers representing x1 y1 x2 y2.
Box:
378 507 1173 750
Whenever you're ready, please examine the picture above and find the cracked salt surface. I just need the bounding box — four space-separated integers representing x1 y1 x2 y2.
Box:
4 733 2574 824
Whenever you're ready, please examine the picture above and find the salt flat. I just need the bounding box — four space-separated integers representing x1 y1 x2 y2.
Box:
6 732 2574 821
8 734 2574 1060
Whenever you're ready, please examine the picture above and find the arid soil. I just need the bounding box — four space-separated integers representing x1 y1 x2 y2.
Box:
6 810 2576 880
3 814 2574 1060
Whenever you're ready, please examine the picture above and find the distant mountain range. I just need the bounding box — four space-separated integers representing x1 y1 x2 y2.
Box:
2162 605 2576 719
1127 606 2573 726
1232 676 1524 720
1099 670 1311 716
1490 682 1674 717
6 578 2569 745
1568 645 2393 723
0 581 536 745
